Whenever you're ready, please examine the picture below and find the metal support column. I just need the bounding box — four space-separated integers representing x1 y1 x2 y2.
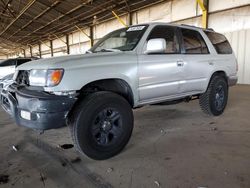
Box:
50 40 53 57
197 0 209 29
23 49 26 57
66 34 70 54
29 45 33 57
90 26 94 47
128 12 133 26
38 43 42 58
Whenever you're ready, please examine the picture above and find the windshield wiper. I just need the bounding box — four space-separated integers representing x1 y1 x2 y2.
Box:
97 48 121 53
85 50 93 54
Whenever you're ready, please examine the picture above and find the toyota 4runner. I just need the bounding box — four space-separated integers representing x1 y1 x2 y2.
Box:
1 23 238 160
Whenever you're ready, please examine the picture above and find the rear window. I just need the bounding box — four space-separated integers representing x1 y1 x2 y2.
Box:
205 32 232 54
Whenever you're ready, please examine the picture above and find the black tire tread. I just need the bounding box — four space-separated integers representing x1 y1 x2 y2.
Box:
68 91 133 160
69 92 105 156
199 75 228 116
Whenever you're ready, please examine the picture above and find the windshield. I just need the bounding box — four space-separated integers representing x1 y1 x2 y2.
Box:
91 25 148 53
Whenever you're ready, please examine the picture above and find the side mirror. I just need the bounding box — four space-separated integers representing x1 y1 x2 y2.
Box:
145 38 167 54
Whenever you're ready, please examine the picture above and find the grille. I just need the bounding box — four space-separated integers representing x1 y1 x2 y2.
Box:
16 70 30 86
0 95 10 111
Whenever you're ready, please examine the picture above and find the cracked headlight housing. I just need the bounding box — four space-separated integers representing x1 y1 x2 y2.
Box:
29 69 64 87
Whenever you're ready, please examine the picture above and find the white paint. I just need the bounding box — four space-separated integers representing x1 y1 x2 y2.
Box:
70 42 90 55
225 29 250 84
171 0 197 21
0 55 7 59
209 0 250 12
174 17 202 27
53 37 66 49
31 45 39 57
70 28 90 45
209 6 250 33
41 41 51 52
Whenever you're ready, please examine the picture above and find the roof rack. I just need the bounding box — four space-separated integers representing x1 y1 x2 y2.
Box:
180 24 214 32
205 28 215 32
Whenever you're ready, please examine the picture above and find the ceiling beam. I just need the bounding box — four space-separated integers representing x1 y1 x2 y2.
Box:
0 0 167 54
15 1 96 44
20 0 116 45
23 0 160 45
6 0 61 40
0 0 37 37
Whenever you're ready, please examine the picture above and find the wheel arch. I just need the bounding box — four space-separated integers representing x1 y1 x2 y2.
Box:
79 78 134 107
206 70 228 91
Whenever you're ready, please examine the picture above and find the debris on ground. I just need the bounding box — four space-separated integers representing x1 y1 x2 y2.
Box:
154 180 160 187
164 157 171 161
197 186 207 188
40 172 47 187
59 144 74 149
0 174 9 184
61 161 67 167
211 127 218 131
209 122 215 125
106 168 113 173
12 145 19 151
70 157 81 164
160 129 166 135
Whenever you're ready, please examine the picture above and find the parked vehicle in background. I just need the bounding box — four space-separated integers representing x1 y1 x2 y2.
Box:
0 73 14 92
1 23 238 160
0 58 37 79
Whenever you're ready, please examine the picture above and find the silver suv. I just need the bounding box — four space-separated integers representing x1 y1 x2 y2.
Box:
1 23 238 160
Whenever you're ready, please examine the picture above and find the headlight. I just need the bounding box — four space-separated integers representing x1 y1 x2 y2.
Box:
29 69 64 87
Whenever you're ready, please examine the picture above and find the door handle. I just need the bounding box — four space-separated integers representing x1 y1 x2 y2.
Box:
177 61 184 67
208 61 214 66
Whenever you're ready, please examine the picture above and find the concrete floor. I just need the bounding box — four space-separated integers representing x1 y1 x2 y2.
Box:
0 85 250 188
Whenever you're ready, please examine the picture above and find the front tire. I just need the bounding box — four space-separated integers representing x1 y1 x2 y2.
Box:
199 75 228 116
69 91 134 160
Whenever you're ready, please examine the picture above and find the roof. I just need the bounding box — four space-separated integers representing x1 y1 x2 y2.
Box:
0 0 167 55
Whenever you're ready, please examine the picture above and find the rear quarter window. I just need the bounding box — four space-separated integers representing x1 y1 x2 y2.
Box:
205 31 232 54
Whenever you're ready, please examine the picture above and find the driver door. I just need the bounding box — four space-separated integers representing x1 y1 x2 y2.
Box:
138 26 184 102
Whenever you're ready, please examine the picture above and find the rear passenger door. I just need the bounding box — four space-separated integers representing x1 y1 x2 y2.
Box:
179 28 213 94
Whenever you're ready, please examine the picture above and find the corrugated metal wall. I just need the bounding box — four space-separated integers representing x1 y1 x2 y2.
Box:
225 29 250 84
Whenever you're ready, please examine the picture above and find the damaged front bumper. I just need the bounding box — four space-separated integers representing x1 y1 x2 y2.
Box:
0 84 77 131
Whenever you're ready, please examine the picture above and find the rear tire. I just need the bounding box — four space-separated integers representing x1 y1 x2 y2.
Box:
69 91 134 160
199 75 228 116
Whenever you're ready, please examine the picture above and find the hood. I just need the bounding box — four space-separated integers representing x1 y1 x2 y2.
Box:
17 51 136 70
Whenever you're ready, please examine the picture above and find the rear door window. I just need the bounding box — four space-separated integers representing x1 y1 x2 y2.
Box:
181 28 209 54
205 31 232 54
